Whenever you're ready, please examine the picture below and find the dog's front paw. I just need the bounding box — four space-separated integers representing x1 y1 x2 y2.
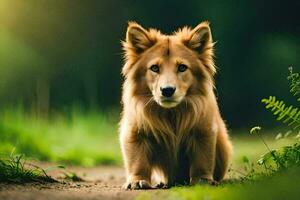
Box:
190 177 219 186
123 180 152 190
198 178 219 186
155 182 169 189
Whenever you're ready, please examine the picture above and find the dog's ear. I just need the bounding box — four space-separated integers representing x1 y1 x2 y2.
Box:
181 21 216 75
187 21 213 54
122 22 158 76
125 22 154 54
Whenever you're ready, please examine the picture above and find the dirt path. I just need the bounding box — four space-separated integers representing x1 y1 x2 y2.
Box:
0 166 167 200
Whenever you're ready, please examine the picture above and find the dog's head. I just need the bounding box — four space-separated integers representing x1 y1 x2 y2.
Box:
122 22 215 109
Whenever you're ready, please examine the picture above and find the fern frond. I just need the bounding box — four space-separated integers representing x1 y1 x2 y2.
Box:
262 96 300 129
288 67 300 101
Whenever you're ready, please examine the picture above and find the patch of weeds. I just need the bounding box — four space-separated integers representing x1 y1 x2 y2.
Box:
230 156 266 183
250 126 300 175
264 132 300 171
228 126 299 183
62 171 85 182
256 67 300 174
238 67 300 180
0 151 58 183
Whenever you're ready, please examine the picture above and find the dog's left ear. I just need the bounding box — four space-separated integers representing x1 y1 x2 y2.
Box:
182 21 216 75
187 21 213 54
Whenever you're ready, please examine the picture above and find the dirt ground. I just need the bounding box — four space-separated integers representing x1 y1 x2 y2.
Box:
0 165 168 200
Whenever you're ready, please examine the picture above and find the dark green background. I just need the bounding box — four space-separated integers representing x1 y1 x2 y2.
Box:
0 0 299 128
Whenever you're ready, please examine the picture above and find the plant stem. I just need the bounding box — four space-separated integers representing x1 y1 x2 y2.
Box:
258 133 271 152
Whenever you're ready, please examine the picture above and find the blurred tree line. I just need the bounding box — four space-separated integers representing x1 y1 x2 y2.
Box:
0 0 299 128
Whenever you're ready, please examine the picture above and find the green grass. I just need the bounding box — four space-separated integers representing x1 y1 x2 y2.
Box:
137 167 300 200
0 108 121 167
171 166 300 200
0 152 56 183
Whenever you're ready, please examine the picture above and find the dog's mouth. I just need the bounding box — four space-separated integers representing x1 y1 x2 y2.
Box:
157 97 182 108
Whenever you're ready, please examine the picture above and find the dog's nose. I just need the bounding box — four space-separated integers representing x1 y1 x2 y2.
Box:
160 86 176 98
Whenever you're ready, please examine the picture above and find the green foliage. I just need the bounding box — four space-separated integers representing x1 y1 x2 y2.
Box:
0 108 121 167
0 152 56 183
247 126 300 180
249 68 300 177
258 143 300 171
288 67 300 99
262 67 300 129
62 171 84 182
261 96 300 129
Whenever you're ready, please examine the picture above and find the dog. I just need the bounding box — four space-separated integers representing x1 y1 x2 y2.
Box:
119 21 232 189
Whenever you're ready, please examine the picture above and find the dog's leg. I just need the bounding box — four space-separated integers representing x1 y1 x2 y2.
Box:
188 132 217 185
121 133 152 190
153 155 175 188
152 167 170 189
214 123 232 182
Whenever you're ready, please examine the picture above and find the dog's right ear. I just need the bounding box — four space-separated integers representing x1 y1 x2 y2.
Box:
124 22 154 54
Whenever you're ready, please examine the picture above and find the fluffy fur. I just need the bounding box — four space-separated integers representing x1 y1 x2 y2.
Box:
119 21 232 189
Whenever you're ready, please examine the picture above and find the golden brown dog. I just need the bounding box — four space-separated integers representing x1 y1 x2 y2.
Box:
119 21 232 189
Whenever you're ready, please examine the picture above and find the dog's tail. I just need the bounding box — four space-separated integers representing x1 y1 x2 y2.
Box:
213 122 232 182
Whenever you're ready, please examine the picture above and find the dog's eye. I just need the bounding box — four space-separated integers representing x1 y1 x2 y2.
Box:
178 64 188 72
150 65 160 73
